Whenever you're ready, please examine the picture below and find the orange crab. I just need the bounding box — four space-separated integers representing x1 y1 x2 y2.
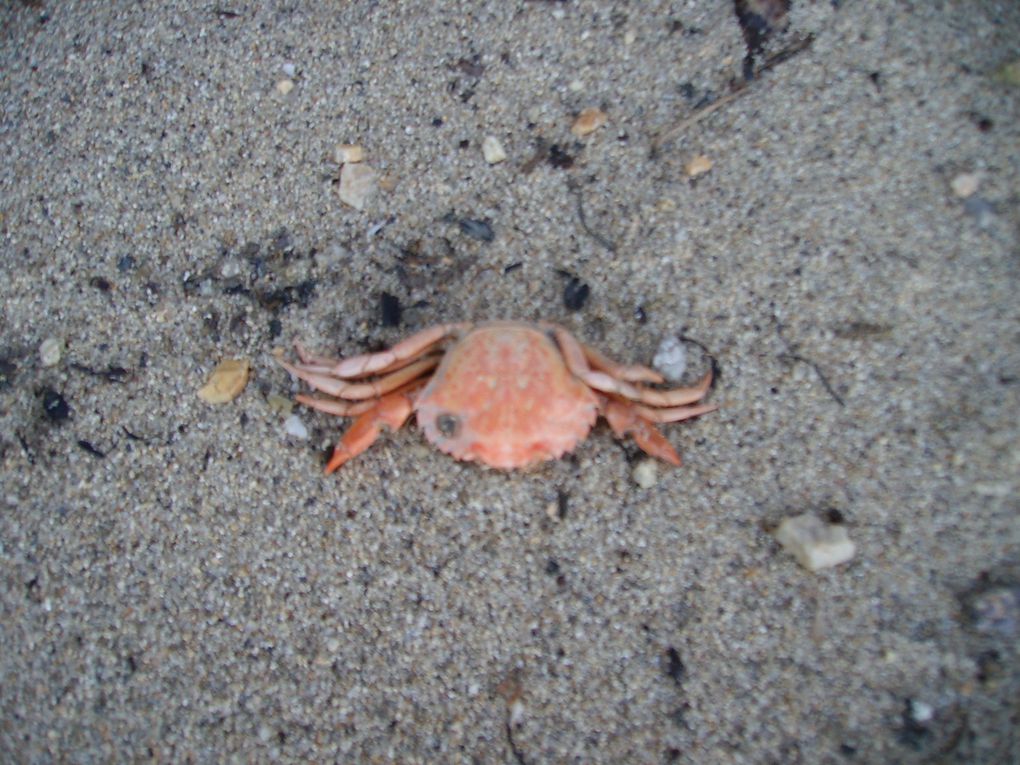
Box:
278 321 717 472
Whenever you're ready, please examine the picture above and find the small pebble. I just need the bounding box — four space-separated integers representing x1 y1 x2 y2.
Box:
275 78 294 95
950 172 980 198
283 414 308 439
338 163 378 210
197 359 250 404
265 394 294 417
774 513 856 571
482 135 507 164
632 459 658 488
335 143 365 164
571 107 608 137
684 154 713 178
653 336 687 381
39 337 62 367
909 700 934 723
281 62 296 78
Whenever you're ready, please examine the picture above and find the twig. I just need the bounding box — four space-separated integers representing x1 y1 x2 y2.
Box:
652 34 814 152
566 178 617 254
779 353 845 407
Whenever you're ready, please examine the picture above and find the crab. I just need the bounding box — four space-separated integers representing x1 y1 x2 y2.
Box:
278 321 717 472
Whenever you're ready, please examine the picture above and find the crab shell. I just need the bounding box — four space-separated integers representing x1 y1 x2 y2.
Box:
278 320 717 472
415 324 599 468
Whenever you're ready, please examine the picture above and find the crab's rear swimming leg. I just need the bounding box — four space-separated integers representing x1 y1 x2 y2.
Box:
324 388 418 473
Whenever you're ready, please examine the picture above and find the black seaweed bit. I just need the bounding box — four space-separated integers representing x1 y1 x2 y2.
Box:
665 646 685 685
41 389 70 421
77 439 106 459
563 277 590 311
547 144 574 169
458 218 494 242
503 262 523 274
90 276 112 292
380 292 402 327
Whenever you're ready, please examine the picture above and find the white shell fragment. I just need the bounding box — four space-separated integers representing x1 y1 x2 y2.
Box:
482 135 507 164
197 359 251 404
571 107 608 137
283 414 309 439
775 513 856 571
39 337 63 367
631 458 658 488
653 335 687 382
338 163 378 210
950 172 980 199
336 143 365 164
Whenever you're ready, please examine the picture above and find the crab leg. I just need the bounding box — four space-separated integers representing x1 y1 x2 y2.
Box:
552 326 712 407
328 323 471 379
601 398 683 466
629 401 719 423
293 341 439 378
294 395 377 417
280 355 440 400
581 342 664 384
324 389 417 473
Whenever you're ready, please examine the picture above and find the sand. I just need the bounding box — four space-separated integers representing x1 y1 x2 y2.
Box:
1 2 1018 762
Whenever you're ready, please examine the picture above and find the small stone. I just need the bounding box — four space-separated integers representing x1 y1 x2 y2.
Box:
275 78 294 95
265 394 294 417
910 700 934 723
335 144 365 164
632 459 658 488
684 155 713 178
482 135 507 164
219 259 242 279
283 414 308 439
653 336 687 382
197 359 251 404
774 513 856 571
281 62 296 78
623 29 637 45
338 163 378 210
571 107 608 137
39 337 62 367
950 172 980 198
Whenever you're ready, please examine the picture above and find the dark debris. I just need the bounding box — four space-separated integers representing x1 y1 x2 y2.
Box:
41 388 70 422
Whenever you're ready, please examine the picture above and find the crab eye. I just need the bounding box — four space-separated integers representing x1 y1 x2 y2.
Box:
436 413 460 438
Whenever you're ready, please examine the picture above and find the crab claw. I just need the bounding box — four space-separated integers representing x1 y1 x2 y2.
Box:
602 399 683 466
325 391 415 473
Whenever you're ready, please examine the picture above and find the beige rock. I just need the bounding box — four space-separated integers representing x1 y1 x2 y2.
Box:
39 337 63 367
335 144 365 164
571 107 608 137
275 78 294 95
632 459 658 488
774 513 856 572
482 135 507 164
338 163 378 210
950 172 980 198
684 155 713 178
198 359 251 404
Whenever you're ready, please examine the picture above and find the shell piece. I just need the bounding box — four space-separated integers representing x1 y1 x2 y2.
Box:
414 324 598 468
338 163 378 210
571 107 608 137
198 358 251 404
